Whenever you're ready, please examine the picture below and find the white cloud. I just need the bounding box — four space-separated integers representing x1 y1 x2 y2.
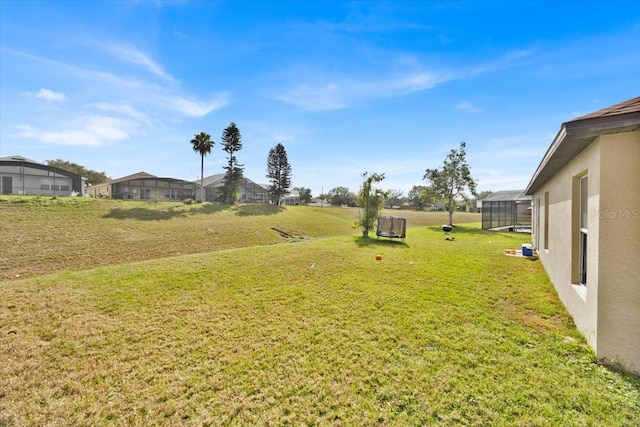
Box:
89 102 151 125
275 47 536 111
35 88 66 101
21 88 67 101
276 82 346 111
4 47 143 88
473 168 533 191
161 94 229 117
396 71 451 92
105 43 174 82
455 101 481 113
13 116 135 147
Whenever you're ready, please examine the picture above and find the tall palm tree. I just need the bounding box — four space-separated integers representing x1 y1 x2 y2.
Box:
190 132 214 202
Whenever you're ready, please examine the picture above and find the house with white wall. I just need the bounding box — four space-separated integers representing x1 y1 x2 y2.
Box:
0 155 85 196
525 96 639 374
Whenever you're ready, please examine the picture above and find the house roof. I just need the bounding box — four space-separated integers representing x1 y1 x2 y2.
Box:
0 155 43 164
525 96 640 195
101 172 196 187
106 172 156 184
482 190 531 202
0 154 84 181
197 173 226 187
197 173 269 190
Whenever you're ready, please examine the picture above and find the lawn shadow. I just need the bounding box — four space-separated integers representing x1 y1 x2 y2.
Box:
190 203 227 215
103 206 188 221
426 224 489 236
233 204 284 216
354 235 409 248
599 359 640 384
103 202 283 220
426 224 533 239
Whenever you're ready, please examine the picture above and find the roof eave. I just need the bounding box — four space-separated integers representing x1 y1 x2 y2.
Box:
525 111 640 195
524 125 567 195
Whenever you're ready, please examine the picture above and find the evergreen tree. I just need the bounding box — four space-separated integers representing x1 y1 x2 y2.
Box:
220 122 244 204
266 143 292 205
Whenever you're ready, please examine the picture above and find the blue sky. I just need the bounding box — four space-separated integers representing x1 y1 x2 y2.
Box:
1 1 639 197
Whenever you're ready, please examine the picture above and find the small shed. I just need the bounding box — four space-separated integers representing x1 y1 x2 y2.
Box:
376 216 406 239
481 190 532 231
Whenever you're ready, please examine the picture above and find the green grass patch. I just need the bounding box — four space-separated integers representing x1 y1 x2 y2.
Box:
0 197 478 280
1 210 638 425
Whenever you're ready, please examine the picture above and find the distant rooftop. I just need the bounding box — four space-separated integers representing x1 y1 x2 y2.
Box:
483 190 531 202
0 155 43 164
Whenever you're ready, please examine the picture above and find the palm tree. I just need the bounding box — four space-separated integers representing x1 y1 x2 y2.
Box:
190 132 214 202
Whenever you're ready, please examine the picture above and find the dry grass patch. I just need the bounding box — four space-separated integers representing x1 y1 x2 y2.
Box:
0 196 479 281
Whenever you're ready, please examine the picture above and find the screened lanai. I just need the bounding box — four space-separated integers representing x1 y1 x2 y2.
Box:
481 190 532 231
0 155 85 196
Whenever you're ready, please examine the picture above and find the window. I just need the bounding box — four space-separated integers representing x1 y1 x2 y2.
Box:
41 178 52 190
543 191 549 250
579 176 588 285
140 188 151 200
535 198 541 249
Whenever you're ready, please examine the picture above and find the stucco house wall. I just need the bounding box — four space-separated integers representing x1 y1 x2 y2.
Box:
527 97 639 374
530 137 601 349
596 132 639 370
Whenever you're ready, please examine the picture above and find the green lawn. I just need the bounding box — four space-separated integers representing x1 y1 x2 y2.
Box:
1 198 638 426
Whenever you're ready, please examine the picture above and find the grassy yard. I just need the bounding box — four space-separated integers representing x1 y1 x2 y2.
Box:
1 198 638 426
0 196 478 281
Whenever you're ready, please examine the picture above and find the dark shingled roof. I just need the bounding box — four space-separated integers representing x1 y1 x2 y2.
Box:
525 96 640 195
572 96 640 120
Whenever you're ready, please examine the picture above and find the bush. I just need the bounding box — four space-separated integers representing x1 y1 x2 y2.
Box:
183 198 195 205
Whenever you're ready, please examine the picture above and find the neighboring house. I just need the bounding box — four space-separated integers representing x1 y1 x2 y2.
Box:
0 155 85 196
524 96 640 375
197 173 270 203
280 190 300 206
86 172 196 200
481 190 532 230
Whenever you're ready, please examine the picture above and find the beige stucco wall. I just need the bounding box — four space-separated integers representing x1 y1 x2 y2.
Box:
86 182 111 198
532 138 601 352
597 132 640 373
531 130 639 374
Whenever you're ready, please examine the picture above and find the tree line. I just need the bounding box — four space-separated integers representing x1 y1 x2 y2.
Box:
49 136 489 226
322 142 490 227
